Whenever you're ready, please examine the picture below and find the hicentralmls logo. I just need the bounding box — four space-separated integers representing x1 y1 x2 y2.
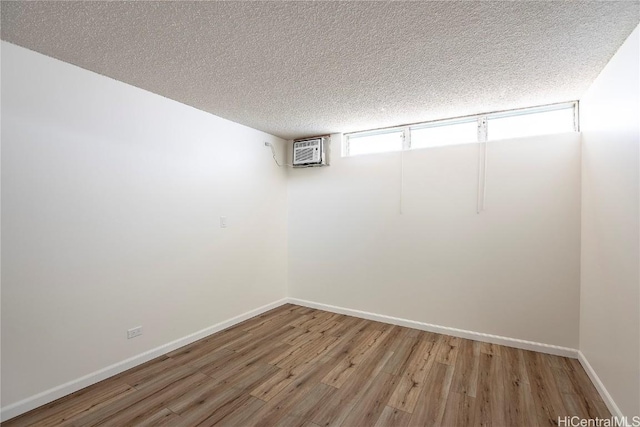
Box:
558 416 640 427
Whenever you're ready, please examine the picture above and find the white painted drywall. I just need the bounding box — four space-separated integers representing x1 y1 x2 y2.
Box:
579 25 640 417
287 132 581 348
0 42 288 407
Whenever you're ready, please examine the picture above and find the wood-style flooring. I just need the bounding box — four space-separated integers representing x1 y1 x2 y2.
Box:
3 304 610 426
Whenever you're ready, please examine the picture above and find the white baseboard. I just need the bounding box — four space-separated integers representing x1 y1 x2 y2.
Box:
0 298 288 422
577 351 624 420
286 297 579 359
1 296 588 422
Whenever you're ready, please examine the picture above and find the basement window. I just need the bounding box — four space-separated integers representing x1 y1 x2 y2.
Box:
345 129 404 156
487 104 577 141
343 102 578 156
410 118 478 149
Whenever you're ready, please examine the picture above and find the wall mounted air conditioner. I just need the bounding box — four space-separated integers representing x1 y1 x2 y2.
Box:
292 137 329 167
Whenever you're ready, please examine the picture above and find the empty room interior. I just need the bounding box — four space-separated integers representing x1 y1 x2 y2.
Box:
1 1 639 426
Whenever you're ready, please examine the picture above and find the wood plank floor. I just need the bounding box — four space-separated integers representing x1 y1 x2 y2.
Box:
3 304 610 426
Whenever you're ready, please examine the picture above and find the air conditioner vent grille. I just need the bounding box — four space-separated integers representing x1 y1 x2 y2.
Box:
296 148 315 162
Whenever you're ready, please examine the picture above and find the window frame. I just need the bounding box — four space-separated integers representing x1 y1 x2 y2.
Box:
343 127 406 157
343 101 578 157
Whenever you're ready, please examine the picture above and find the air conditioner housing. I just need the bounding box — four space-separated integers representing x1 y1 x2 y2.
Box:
292 137 328 167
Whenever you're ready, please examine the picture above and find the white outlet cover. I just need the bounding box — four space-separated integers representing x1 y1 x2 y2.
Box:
127 326 143 339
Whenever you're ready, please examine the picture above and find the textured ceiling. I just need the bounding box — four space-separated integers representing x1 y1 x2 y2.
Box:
2 1 639 140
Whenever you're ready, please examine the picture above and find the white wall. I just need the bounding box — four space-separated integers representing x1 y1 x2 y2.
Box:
579 26 640 417
0 42 288 407
288 132 581 348
4 25 638 418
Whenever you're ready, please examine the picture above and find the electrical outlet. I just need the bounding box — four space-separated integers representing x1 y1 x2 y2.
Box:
127 326 143 339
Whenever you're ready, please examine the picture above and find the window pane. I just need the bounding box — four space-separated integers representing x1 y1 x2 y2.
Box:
410 121 477 149
347 131 403 156
488 107 575 141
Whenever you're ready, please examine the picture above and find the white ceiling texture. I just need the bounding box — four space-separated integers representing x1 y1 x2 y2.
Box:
2 1 638 139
